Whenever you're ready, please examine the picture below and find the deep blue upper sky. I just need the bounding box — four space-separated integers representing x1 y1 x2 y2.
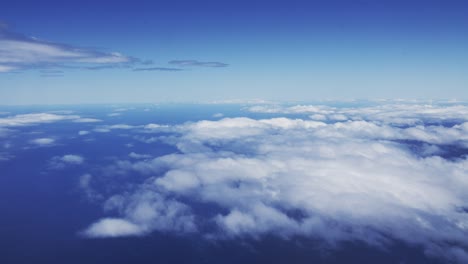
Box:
1 0 467 104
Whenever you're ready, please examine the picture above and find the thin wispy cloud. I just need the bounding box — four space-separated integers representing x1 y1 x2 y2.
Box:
133 67 184 72
0 27 136 72
0 113 100 127
169 60 229 68
0 27 229 74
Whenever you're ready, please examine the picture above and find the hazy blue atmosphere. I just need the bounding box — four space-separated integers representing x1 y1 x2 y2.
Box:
1 0 468 103
1 1 468 264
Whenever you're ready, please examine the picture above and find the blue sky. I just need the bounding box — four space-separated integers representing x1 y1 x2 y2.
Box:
1 0 467 104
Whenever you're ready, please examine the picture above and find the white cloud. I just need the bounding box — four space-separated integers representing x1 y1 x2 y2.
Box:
0 112 102 127
79 174 101 201
83 104 468 262
31 138 55 146
84 192 196 238
0 28 133 72
60 154 84 164
83 218 145 238
248 103 468 125
49 154 84 169
79 173 92 189
94 124 137 133
128 152 152 159
143 123 168 130
78 130 90 136
73 118 102 123
0 113 78 127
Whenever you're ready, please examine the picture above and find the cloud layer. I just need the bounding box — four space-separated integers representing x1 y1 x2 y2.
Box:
82 103 468 263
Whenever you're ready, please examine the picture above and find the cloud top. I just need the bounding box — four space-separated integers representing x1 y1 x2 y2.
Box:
77 103 468 262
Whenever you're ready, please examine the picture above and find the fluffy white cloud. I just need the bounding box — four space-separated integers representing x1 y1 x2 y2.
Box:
60 154 84 164
84 191 196 238
83 104 468 262
83 218 145 238
31 138 55 146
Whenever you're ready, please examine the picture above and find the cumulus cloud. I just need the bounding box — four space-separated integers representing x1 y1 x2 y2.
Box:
83 218 145 238
31 138 55 146
60 154 84 164
84 192 196 238
50 154 84 169
83 104 468 263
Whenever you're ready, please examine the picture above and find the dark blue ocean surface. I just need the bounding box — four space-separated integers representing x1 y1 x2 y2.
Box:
1 103 467 264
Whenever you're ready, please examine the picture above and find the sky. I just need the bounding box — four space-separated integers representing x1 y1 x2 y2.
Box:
1 0 468 104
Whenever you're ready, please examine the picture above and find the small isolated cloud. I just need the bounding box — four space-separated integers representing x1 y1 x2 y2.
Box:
83 218 145 238
31 138 55 146
73 118 102 123
50 154 84 169
79 173 92 189
128 152 152 159
60 154 84 164
78 130 90 136
168 60 228 68
94 124 136 133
